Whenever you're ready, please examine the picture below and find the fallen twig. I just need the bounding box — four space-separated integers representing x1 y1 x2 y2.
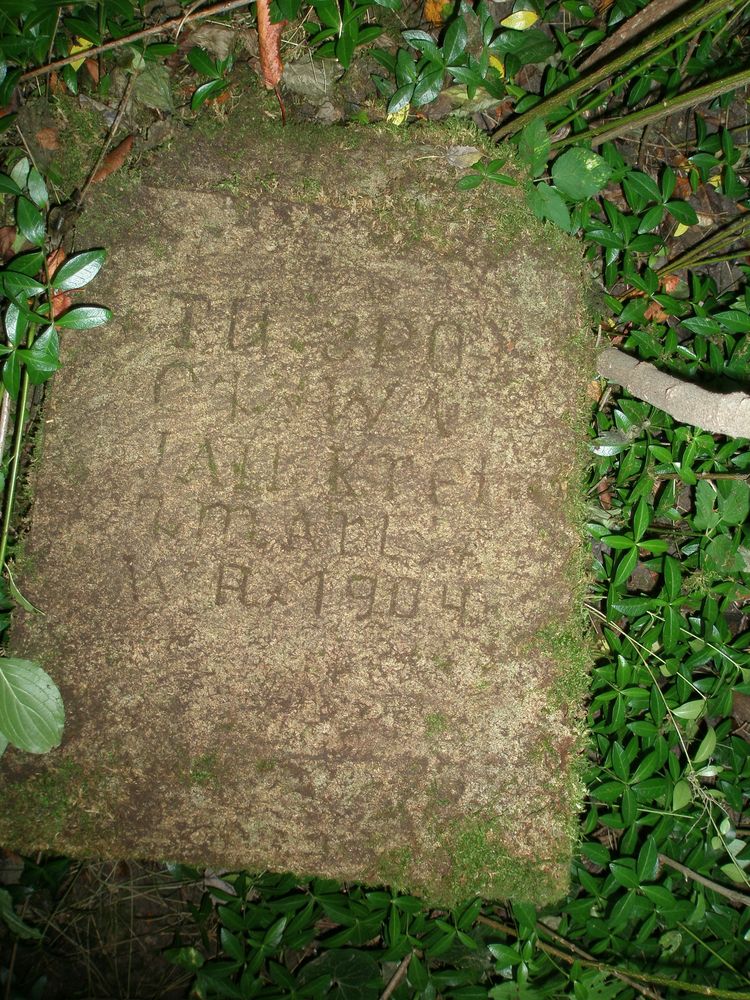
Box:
77 73 136 206
18 0 254 83
597 347 750 439
379 950 414 1000
659 854 750 908
477 914 663 1000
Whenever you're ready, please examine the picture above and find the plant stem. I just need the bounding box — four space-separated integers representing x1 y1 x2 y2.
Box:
19 0 254 82
493 0 741 139
659 853 750 907
0 370 31 571
555 69 750 148
476 914 750 999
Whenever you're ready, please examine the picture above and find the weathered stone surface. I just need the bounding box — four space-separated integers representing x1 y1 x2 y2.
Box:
0 98 590 904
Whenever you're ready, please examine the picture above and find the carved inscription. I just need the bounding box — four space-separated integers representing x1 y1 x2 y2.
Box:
139 295 518 626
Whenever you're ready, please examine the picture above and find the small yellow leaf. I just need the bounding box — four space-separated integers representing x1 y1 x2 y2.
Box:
500 10 538 29
489 55 505 74
707 174 722 189
673 222 690 237
69 36 94 71
387 104 410 126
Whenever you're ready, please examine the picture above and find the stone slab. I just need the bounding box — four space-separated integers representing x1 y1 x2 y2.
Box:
0 103 590 904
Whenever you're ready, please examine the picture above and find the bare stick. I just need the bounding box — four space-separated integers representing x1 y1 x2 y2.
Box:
18 0 254 83
597 347 750 439
659 854 750 908
379 951 414 1000
476 915 663 1000
77 73 136 206
0 391 10 462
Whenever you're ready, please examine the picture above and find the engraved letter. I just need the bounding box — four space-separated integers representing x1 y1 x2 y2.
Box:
228 299 269 353
153 361 199 405
428 321 463 374
215 563 250 606
389 577 421 619
346 575 377 620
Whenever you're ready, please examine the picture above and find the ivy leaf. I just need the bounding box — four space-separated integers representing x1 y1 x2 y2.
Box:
55 306 112 329
528 182 570 230
52 249 106 291
16 197 46 247
17 326 61 385
552 148 612 201
518 119 550 178
442 17 468 64
0 658 64 753
0 888 43 939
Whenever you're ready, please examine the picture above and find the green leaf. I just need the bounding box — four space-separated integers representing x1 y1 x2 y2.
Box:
716 479 750 526
622 170 661 204
220 927 245 962
412 68 444 107
53 249 106 291
632 497 651 542
551 148 612 201
518 119 550 178
26 167 49 210
609 861 639 889
637 837 658 881
0 271 46 301
134 62 175 113
672 779 692 811
666 200 698 225
704 535 743 574
164 945 205 970
694 480 720 531
0 658 64 753
191 78 228 111
2 352 20 400
613 546 638 587
693 726 716 763
443 17 468 64
0 888 43 939
187 46 218 77
0 173 23 197
7 563 44 615
491 28 554 64
16 197 45 247
457 173 484 190
17 326 61 385
387 82 414 115
664 556 682 601
55 306 112 329
672 699 704 720
528 182 570 230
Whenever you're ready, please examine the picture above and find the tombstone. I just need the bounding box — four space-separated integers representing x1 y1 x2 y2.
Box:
0 100 591 904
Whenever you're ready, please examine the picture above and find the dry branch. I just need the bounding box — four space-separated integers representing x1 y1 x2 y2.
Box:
597 347 750 439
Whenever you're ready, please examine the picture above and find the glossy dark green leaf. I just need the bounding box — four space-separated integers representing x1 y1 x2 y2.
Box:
0 173 23 197
552 148 611 201
55 306 112 329
17 325 60 384
52 249 106 291
442 17 468 64
15 197 45 246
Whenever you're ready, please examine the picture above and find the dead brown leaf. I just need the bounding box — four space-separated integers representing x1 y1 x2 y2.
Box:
644 302 669 323
0 226 16 261
424 0 446 26
36 127 60 150
46 249 66 279
51 291 73 318
661 274 680 294
91 135 134 184
84 58 100 84
257 0 285 90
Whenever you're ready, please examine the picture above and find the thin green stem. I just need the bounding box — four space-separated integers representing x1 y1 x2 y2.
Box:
494 0 741 139
0 366 31 571
554 68 750 148
0 259 51 572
